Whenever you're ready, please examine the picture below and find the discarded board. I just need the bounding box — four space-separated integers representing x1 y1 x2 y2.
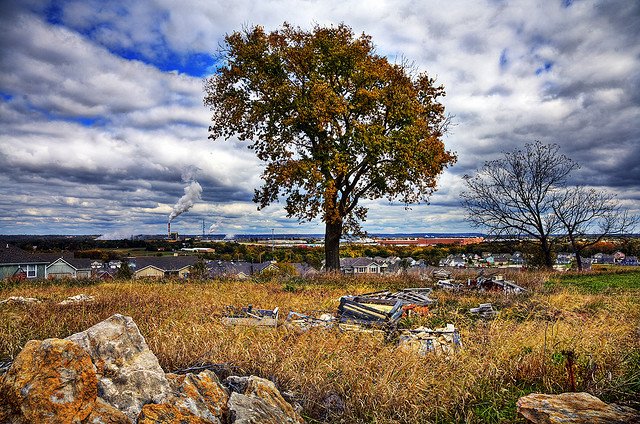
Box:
436 279 462 291
353 288 436 307
337 297 404 327
222 305 279 327
398 324 462 356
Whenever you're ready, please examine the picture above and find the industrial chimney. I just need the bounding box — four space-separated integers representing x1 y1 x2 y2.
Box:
168 222 171 240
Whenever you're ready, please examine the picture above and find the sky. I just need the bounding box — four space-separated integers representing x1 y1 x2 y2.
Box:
0 0 638 237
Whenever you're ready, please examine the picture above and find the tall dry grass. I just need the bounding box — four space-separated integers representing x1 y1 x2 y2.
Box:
1 272 639 423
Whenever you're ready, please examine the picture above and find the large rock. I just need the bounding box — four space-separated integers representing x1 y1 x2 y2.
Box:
137 403 210 424
227 376 305 424
517 392 640 424
65 314 171 421
165 370 229 423
84 397 131 424
0 338 98 423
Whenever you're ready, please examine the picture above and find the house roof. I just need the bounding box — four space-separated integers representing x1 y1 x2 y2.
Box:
131 255 198 272
340 257 386 268
0 244 55 265
208 261 276 277
47 257 93 271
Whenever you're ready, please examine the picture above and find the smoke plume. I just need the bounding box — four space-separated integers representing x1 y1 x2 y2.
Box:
169 168 202 222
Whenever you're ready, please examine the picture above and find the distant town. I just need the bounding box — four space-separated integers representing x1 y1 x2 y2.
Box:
1 232 638 282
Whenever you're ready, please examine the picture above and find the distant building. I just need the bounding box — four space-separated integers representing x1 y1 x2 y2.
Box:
378 237 484 247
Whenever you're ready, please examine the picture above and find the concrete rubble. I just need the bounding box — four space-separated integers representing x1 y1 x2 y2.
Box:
222 305 279 327
470 303 498 319
0 296 41 305
58 293 95 305
398 324 462 356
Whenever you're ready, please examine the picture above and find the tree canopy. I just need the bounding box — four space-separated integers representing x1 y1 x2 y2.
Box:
204 23 456 269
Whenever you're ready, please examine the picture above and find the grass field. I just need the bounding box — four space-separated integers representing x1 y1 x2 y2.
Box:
547 270 640 293
1 271 639 423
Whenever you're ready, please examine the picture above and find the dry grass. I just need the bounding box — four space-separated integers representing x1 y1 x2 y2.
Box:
1 271 639 423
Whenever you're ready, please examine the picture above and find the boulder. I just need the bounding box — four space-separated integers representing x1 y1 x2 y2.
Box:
84 397 131 424
137 403 210 424
65 314 171 421
165 370 228 423
0 338 98 423
517 392 640 424
224 375 250 394
227 376 305 424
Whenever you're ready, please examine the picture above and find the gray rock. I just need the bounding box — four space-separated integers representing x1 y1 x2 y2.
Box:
65 314 171 421
224 375 250 394
165 370 228 423
227 376 305 424
517 392 640 424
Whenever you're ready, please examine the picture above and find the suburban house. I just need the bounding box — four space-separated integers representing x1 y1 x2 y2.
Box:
130 256 199 279
339 257 389 274
0 244 51 279
621 256 639 266
46 257 93 279
592 253 615 264
439 254 467 268
208 260 278 279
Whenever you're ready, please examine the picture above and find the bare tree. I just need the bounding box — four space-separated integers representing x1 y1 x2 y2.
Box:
461 141 578 269
553 187 638 270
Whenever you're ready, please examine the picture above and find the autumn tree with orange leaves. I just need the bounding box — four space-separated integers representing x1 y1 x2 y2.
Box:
205 23 456 270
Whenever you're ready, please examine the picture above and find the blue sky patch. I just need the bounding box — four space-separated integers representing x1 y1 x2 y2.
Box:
499 49 508 70
536 61 554 75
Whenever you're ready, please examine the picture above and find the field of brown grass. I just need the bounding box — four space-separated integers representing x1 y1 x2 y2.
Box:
1 271 639 423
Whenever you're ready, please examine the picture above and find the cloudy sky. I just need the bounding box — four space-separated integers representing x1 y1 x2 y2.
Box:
1 0 638 237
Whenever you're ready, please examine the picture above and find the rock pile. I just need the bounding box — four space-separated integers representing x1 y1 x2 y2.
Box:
0 314 305 423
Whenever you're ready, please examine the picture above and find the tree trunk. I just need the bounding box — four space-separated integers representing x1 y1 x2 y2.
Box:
324 220 343 271
568 235 584 271
541 237 554 269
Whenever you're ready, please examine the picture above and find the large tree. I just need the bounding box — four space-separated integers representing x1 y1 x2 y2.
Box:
461 141 578 269
205 23 456 270
553 186 637 270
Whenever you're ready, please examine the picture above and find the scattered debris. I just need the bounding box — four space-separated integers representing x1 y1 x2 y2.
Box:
467 274 526 294
432 269 452 280
436 279 462 291
222 305 279 327
0 296 41 305
398 324 462 356
470 303 497 319
285 311 335 331
337 296 404 327
58 294 95 305
353 288 436 307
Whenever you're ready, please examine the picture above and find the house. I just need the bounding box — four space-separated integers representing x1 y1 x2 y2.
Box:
439 254 467 268
592 253 615 264
510 251 525 266
46 257 93 279
208 260 278 279
621 256 638 266
339 257 388 274
131 256 199 279
556 252 575 265
0 244 53 280
292 262 318 277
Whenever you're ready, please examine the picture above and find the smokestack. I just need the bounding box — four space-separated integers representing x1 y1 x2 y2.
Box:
168 221 171 240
